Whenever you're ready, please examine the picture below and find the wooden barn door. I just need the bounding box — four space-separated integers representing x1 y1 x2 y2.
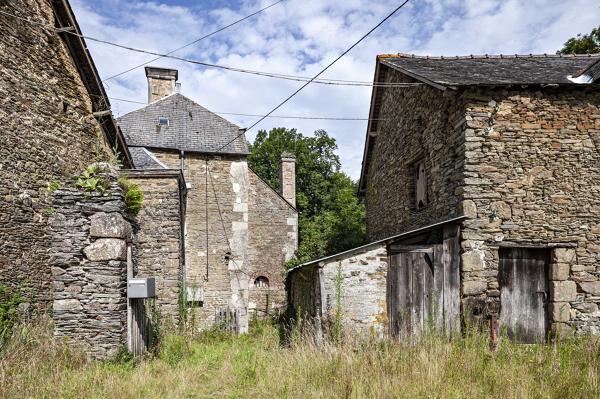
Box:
388 240 459 338
499 248 549 343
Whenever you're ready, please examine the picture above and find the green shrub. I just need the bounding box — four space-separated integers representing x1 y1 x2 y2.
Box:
0 283 23 347
118 177 144 216
75 165 110 194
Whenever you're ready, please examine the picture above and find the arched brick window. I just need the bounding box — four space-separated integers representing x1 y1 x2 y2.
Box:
254 276 269 288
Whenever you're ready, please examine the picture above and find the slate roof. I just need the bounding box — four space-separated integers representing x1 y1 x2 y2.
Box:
358 53 600 194
117 93 248 154
128 147 168 169
381 54 600 88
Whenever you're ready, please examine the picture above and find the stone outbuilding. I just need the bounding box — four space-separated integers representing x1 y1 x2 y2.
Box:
288 53 600 342
118 67 298 332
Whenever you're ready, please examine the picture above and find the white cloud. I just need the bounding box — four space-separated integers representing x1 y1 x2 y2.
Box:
70 0 600 179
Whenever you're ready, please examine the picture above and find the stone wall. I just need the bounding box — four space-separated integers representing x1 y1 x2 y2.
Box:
150 149 297 330
127 170 185 323
248 169 298 315
458 87 600 335
0 0 111 309
287 243 388 336
50 179 131 359
364 68 465 241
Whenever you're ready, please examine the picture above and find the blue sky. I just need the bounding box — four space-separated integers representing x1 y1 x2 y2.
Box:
70 0 600 179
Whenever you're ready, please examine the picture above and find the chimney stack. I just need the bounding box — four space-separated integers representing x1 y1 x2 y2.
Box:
145 67 179 103
279 152 296 207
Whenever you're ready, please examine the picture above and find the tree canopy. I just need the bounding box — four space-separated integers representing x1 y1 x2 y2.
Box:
248 128 366 267
557 26 600 54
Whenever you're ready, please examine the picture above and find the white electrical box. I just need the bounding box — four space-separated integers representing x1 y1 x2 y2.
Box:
127 278 156 299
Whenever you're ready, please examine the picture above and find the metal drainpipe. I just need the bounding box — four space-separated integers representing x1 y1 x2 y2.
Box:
179 150 185 170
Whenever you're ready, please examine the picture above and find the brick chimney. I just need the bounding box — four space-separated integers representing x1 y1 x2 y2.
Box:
145 67 179 103
279 152 296 207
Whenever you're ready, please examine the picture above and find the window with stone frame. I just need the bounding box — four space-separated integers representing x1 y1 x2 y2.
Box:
254 276 269 288
413 159 428 210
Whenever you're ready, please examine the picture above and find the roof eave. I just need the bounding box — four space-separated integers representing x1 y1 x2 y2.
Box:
357 58 382 195
380 59 455 91
51 0 133 168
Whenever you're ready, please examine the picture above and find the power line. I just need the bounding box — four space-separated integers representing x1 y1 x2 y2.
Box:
212 0 412 153
103 0 284 82
0 8 420 88
108 96 385 121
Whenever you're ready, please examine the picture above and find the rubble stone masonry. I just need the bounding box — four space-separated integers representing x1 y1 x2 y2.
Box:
364 67 600 336
127 170 185 323
365 68 465 241
0 0 110 308
50 181 131 359
144 150 297 330
459 87 600 335
287 244 388 337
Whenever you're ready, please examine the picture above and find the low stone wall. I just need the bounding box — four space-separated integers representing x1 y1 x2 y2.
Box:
51 181 132 359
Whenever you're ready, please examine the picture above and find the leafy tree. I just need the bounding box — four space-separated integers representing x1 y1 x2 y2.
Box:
248 128 366 267
557 26 600 54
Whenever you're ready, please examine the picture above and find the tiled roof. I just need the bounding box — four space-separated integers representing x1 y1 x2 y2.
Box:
128 147 168 169
380 54 600 87
117 93 248 154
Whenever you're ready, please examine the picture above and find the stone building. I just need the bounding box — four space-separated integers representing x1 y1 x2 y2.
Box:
118 67 298 331
0 0 132 310
288 53 600 341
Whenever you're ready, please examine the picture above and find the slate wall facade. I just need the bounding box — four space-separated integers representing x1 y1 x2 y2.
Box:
0 0 111 308
50 180 131 359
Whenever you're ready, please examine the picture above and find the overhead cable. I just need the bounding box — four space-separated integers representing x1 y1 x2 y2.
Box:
0 8 421 88
108 97 385 121
211 0 412 152
102 0 285 82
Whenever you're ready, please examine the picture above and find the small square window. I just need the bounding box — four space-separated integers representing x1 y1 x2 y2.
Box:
414 159 428 210
158 117 169 126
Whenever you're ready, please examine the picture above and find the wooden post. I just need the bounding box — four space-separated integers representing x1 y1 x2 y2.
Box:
489 315 499 351
127 242 133 353
127 241 146 357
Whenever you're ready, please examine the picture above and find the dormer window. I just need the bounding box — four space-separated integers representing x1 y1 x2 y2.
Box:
158 117 169 126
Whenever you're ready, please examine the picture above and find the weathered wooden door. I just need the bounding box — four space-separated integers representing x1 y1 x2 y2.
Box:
499 248 549 343
388 241 460 338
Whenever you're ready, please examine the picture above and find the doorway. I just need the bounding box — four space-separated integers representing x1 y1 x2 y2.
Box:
499 247 549 343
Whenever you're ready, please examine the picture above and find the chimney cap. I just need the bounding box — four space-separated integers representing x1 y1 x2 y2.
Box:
145 66 178 81
280 151 296 160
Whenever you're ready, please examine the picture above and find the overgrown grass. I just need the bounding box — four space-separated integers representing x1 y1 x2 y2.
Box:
1 318 599 398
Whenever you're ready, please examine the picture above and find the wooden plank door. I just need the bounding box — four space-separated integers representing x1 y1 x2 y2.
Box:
499 248 549 343
388 247 438 338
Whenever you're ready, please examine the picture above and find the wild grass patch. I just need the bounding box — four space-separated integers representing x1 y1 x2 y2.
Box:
1 318 599 398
